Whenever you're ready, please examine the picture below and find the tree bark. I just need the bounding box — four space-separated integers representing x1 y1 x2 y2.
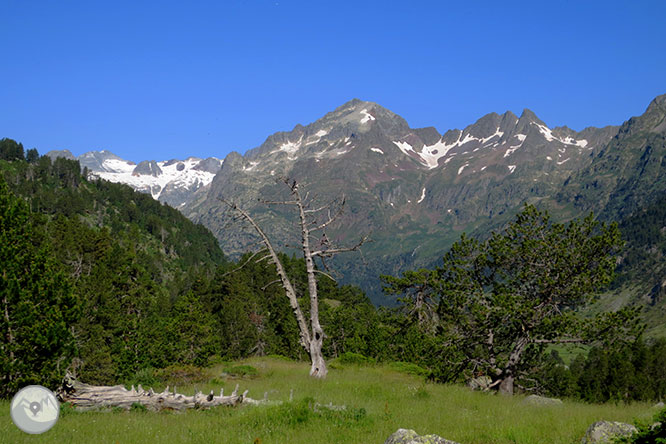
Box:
297 194 327 378
497 336 529 396
498 375 515 396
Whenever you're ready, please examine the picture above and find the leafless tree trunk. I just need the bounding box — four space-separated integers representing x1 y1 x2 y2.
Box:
223 178 366 379
57 372 265 411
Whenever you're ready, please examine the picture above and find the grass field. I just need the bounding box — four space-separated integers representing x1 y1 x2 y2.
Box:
0 357 656 444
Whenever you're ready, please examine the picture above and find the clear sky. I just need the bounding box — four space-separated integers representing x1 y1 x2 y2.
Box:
1 1 665 163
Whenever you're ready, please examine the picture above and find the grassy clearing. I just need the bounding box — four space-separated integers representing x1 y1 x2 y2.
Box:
0 357 655 444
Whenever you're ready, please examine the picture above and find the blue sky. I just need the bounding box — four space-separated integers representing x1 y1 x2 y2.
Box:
1 1 665 162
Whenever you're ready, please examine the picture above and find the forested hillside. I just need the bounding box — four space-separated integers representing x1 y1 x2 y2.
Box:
0 140 385 393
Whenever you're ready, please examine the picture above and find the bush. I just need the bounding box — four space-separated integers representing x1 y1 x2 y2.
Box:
617 407 666 443
124 367 158 388
154 364 211 385
388 361 428 377
130 402 148 413
336 352 376 366
222 365 258 378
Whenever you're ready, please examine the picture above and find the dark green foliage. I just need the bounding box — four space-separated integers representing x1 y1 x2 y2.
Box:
335 352 376 366
618 407 666 443
383 204 639 393
0 153 227 389
0 138 24 161
152 364 211 386
540 339 666 403
387 361 428 377
222 364 258 378
25 148 39 163
130 402 148 413
167 291 218 367
0 177 79 397
612 193 666 316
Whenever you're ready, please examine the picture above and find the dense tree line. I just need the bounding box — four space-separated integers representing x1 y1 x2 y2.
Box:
0 178 78 397
539 338 666 403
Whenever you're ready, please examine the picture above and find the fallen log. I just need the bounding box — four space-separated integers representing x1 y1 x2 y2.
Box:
57 372 246 411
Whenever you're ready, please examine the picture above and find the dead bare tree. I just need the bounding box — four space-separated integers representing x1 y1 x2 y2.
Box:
222 178 367 378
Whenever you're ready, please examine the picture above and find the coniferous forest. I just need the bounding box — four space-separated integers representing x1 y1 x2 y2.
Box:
2 137 666 404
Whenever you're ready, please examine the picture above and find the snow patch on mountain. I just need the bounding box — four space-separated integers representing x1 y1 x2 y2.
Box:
481 127 504 144
417 187 426 203
394 141 416 156
371 147 384 154
360 109 375 123
103 158 136 173
420 138 460 169
243 161 260 171
278 136 303 155
532 122 588 148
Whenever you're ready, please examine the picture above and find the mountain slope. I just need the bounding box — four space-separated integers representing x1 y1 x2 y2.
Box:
183 98 620 302
557 94 666 221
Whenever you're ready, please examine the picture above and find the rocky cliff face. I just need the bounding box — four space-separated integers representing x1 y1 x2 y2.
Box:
558 94 666 221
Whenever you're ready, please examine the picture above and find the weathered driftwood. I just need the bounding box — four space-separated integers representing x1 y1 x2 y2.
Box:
57 372 252 411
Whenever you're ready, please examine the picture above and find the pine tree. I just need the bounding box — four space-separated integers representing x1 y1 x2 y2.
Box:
0 177 79 397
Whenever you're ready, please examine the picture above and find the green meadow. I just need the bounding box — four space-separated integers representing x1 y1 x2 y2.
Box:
0 357 655 444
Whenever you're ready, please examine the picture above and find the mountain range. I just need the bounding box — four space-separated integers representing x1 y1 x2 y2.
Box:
45 149 222 209
48 95 666 313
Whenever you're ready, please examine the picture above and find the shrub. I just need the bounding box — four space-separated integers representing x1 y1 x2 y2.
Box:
130 402 148 413
222 365 258 378
617 407 666 443
124 367 158 388
154 364 211 385
336 352 376 366
388 361 428 377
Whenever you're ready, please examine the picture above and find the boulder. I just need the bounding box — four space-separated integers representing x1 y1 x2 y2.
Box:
524 394 563 406
581 421 637 443
384 428 461 444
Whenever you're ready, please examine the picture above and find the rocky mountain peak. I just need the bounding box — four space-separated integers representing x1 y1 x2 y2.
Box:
616 93 666 136
193 157 224 174
648 93 666 110
132 160 162 177
45 149 75 161
78 150 134 173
